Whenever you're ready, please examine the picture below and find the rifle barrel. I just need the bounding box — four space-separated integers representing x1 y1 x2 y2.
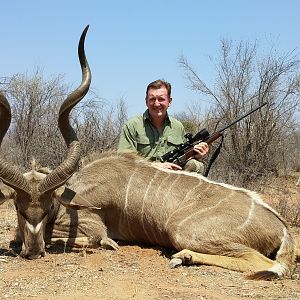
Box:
216 102 267 134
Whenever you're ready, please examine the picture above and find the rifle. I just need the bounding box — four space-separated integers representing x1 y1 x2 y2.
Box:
161 102 267 170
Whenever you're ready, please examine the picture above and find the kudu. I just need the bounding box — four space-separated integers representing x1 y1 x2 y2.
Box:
0 27 296 280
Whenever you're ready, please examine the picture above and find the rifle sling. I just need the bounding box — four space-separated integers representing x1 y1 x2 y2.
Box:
203 135 223 177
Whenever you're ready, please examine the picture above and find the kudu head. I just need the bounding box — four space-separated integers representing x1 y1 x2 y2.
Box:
0 25 91 259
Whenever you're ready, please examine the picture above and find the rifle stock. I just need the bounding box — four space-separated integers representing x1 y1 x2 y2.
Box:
205 131 223 145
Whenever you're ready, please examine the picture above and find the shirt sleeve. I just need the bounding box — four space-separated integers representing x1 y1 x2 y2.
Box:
117 122 138 153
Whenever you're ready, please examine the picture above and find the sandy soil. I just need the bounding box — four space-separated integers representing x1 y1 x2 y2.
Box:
1 178 300 300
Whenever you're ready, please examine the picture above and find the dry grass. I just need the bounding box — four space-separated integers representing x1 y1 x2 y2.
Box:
261 172 300 226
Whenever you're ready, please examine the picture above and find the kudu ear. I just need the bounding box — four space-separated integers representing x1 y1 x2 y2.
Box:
0 181 16 205
54 186 102 211
0 191 8 205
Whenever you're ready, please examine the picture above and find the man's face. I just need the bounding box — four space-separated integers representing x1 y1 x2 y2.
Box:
146 87 172 120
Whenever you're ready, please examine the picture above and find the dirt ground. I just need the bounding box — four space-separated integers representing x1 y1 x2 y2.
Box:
1 176 300 300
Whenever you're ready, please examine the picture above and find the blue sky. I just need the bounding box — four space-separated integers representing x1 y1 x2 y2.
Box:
1 1 299 117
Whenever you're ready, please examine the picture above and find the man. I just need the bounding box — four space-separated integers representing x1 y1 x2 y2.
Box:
118 79 209 172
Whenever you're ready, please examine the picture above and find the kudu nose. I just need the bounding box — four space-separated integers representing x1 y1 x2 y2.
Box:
23 251 45 259
21 248 46 259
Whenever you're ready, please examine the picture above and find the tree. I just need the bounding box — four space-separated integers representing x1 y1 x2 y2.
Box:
72 94 127 156
2 69 127 171
179 40 300 186
174 101 207 134
3 69 66 170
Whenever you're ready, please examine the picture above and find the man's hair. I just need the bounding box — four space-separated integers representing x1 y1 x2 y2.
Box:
146 79 171 98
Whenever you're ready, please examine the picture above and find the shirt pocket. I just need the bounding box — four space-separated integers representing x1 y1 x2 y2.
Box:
166 135 184 148
136 136 152 156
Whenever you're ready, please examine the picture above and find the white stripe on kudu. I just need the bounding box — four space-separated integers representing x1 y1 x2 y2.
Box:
26 221 43 235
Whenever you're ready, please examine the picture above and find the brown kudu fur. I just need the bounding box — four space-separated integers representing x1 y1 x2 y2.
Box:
0 26 296 280
60 151 295 280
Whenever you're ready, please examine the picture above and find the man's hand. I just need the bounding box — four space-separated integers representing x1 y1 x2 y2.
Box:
193 142 209 160
152 161 182 170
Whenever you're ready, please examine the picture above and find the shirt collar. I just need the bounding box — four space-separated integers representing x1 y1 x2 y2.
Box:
143 109 171 125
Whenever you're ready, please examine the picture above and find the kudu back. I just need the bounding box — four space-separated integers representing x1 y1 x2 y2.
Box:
0 27 296 280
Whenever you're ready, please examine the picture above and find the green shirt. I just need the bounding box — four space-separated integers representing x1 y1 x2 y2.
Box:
118 110 186 161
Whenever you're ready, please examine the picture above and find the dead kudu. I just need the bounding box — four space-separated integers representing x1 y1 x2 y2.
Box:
0 28 296 281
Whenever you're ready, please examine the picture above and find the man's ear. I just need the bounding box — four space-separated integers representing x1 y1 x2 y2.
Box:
54 186 102 211
168 96 172 107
